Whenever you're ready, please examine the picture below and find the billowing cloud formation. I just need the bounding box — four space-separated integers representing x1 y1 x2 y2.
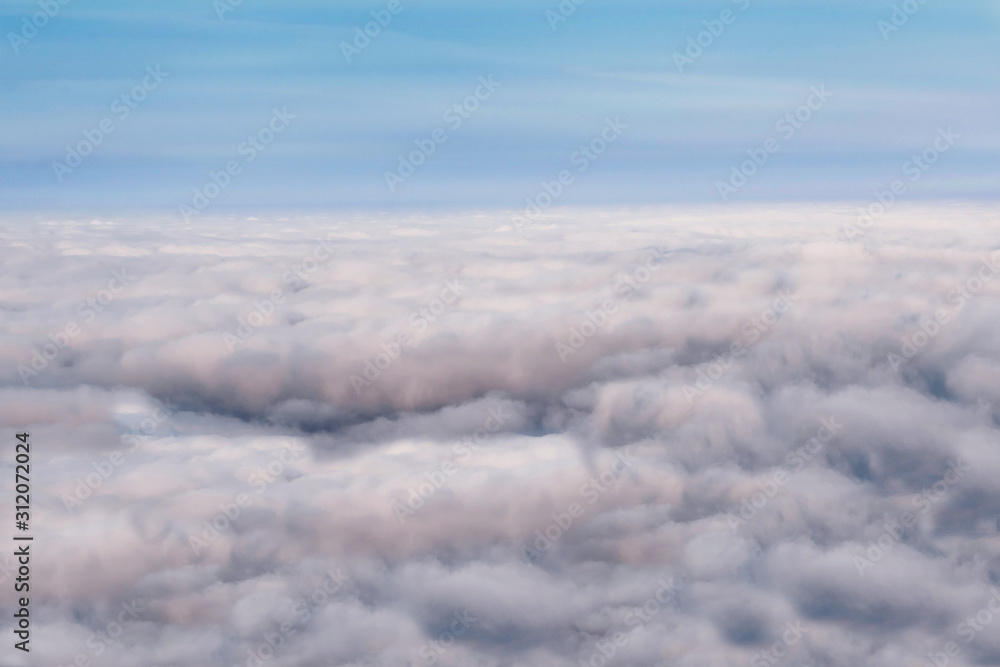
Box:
1 204 999 666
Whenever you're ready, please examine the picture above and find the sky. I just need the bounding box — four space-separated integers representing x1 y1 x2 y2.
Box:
1 0 999 214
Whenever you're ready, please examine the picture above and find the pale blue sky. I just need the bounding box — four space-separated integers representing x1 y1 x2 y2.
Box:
1 0 998 214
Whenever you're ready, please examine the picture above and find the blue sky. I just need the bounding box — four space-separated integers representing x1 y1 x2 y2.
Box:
1 0 998 215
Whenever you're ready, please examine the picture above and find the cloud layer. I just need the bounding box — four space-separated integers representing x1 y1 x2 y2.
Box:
2 204 1000 666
